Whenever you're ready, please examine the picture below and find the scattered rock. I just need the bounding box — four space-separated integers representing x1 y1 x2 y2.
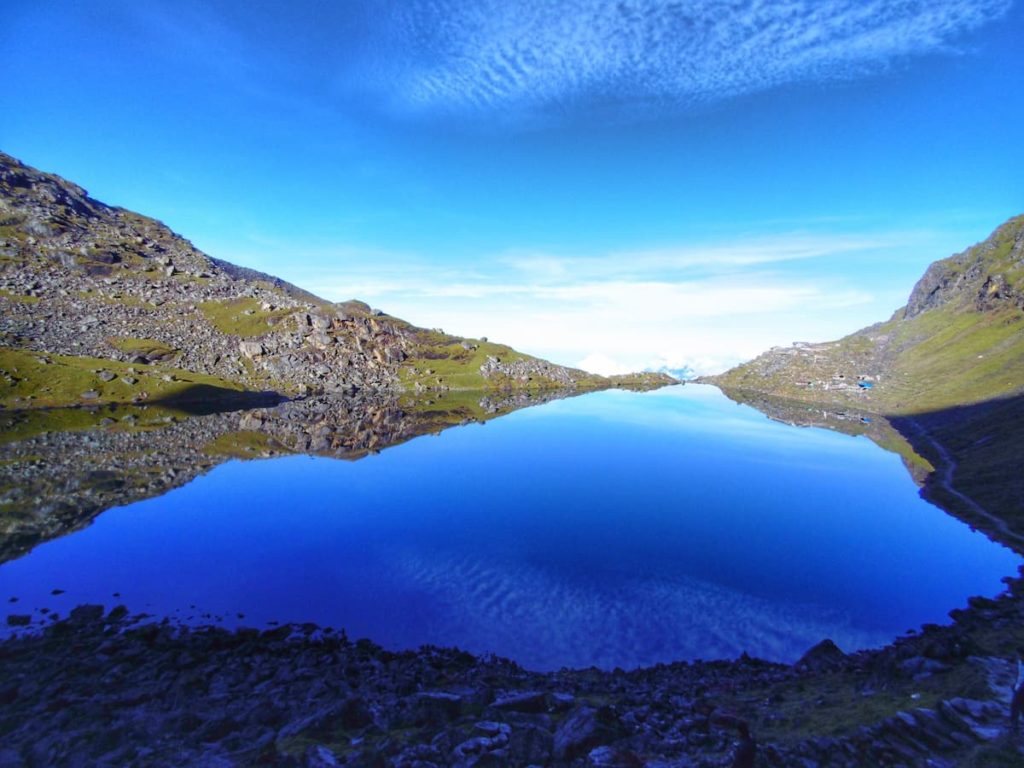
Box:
554 706 624 761
492 690 547 713
796 639 847 672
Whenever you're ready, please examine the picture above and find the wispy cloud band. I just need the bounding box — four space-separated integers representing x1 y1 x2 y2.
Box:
350 0 1010 120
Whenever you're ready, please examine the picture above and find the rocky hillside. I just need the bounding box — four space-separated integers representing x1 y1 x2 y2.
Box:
706 214 1024 414
0 152 672 408
706 215 1024 544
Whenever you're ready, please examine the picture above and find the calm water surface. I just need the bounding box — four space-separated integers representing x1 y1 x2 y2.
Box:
1 385 1018 670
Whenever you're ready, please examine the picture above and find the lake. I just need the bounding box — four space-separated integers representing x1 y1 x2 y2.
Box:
0 384 1018 671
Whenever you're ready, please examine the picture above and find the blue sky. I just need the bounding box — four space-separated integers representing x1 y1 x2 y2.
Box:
3 1 1022 374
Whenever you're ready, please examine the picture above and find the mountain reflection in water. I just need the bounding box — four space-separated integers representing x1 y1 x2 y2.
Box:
1 385 1019 670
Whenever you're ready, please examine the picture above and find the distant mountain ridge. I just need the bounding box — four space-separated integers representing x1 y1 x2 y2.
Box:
706 214 1024 414
0 152 672 408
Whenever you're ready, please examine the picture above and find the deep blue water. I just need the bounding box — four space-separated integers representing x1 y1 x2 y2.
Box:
1 385 1018 670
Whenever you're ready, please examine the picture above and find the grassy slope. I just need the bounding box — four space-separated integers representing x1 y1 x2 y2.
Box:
710 215 1024 415
2 151 672 408
198 297 297 338
709 304 1024 416
881 306 1024 412
709 214 1024 548
394 323 609 391
0 348 246 409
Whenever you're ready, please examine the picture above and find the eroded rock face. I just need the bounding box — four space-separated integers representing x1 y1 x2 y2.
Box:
904 219 1024 319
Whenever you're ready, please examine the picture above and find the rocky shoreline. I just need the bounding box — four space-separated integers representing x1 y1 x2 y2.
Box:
3 571 1024 767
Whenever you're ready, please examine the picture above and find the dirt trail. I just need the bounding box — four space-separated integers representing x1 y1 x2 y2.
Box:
904 417 1024 550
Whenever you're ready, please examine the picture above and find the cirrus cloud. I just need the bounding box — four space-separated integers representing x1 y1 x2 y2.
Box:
347 0 1011 120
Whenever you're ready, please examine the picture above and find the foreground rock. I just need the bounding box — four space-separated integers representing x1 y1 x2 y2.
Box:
4 575 1024 767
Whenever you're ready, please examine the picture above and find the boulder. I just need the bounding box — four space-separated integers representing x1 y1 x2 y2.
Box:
796 639 846 672
492 691 547 714
554 706 624 761
239 340 265 358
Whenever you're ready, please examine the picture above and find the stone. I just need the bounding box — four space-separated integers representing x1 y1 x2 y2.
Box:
508 725 553 765
553 706 624 761
304 745 340 767
588 745 644 766
239 340 265 358
69 604 104 624
796 639 846 672
412 691 464 726
492 690 547 713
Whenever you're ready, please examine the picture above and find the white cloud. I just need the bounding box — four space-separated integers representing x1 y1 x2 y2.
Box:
577 353 632 376
350 0 1010 120
504 232 904 277
275 229 900 376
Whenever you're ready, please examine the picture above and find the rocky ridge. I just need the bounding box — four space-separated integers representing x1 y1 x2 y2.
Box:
704 215 1024 543
705 214 1024 414
0 151 672 407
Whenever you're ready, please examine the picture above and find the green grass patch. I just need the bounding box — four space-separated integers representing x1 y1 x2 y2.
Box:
203 430 291 459
887 306 1024 412
107 336 178 361
0 224 27 241
400 329 605 391
199 297 294 337
718 661 990 746
400 332 523 390
0 347 247 409
0 289 40 304
0 405 200 445
81 291 152 309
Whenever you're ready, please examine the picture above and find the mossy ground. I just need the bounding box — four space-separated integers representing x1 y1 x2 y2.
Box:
0 289 40 304
717 660 991 746
399 328 605 391
199 297 295 337
107 336 179 361
0 347 247 408
203 430 292 459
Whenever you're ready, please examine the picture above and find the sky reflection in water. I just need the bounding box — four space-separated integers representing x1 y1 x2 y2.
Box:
1 385 1018 670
